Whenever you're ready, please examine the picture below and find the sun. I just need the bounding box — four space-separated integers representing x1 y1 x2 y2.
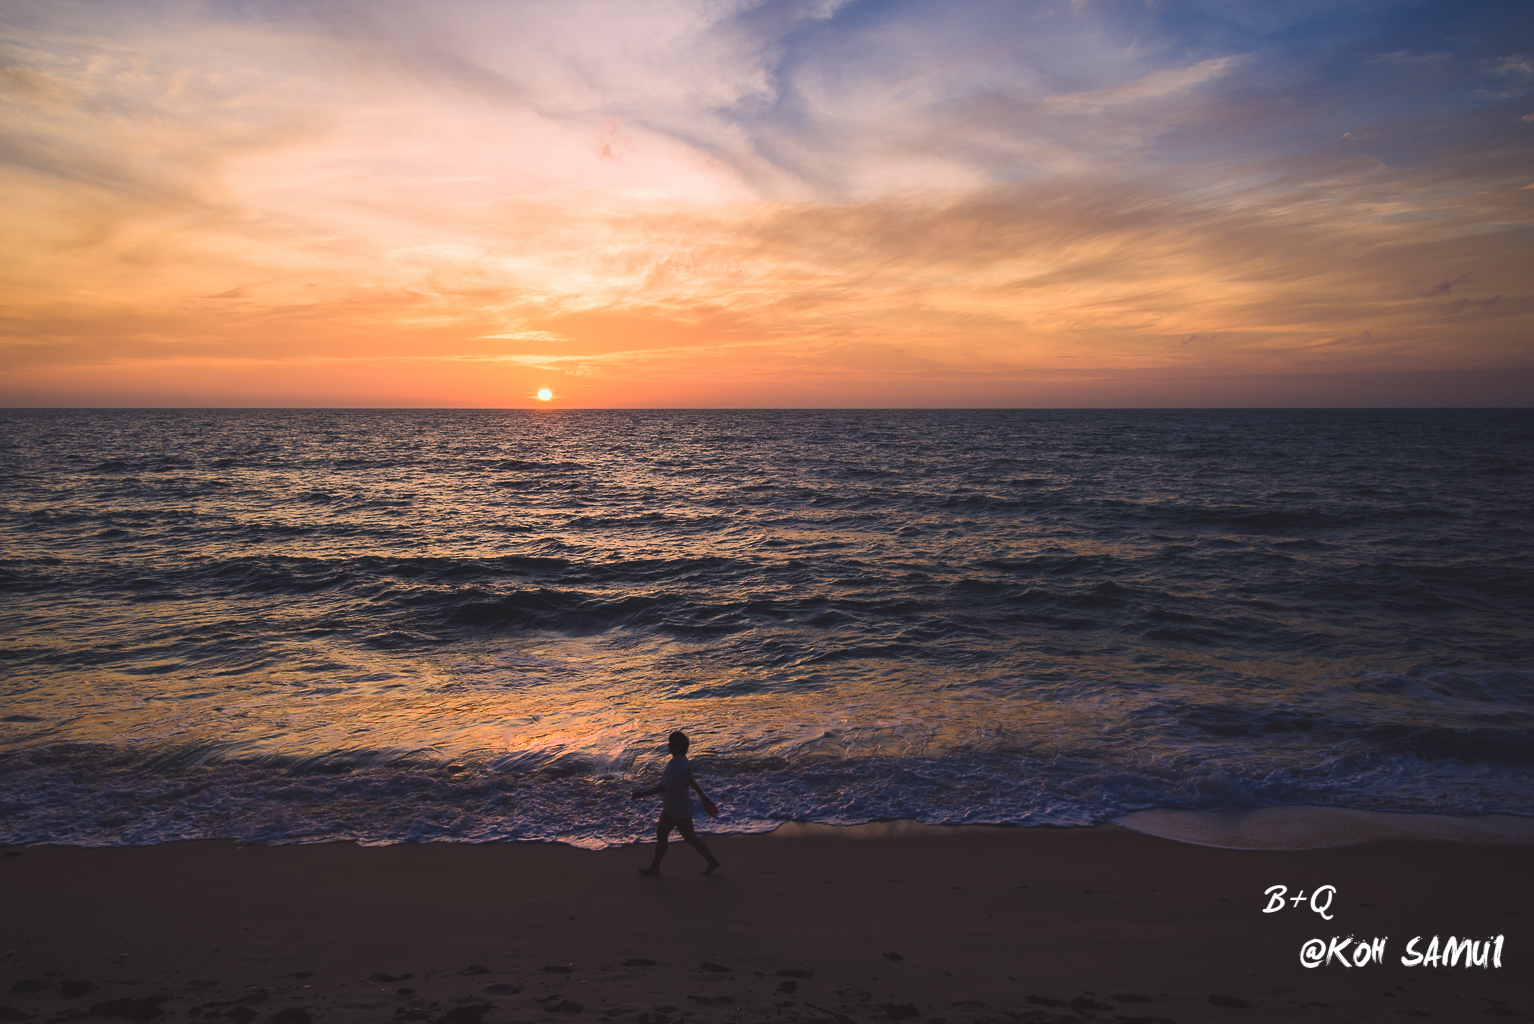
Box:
536 388 553 402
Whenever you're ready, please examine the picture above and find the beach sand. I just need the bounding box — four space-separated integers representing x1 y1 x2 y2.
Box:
3 819 1530 1024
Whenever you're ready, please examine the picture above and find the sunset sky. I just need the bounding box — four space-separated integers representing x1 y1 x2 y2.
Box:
2 0 1530 407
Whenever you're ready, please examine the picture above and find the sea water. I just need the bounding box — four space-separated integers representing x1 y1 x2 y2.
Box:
1 408 1530 847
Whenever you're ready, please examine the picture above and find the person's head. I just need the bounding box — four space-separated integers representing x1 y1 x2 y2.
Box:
668 731 690 756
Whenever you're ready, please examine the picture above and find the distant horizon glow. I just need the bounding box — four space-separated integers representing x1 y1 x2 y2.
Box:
1 1 1531 408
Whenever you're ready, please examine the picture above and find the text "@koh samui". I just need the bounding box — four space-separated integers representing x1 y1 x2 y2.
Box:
1262 885 1507 969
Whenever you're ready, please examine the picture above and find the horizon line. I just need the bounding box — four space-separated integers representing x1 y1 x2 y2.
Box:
5 405 1532 413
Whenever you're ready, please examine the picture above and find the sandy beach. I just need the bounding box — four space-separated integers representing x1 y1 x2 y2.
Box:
3 820 1529 1024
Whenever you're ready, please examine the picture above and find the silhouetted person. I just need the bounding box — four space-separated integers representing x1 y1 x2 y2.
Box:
631 730 720 875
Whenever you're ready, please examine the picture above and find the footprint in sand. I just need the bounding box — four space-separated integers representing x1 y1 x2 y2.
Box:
537 997 584 1014
88 996 171 1021
1071 996 1114 1011
266 1010 311 1024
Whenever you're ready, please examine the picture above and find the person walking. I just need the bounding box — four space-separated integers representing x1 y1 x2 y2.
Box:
631 730 721 875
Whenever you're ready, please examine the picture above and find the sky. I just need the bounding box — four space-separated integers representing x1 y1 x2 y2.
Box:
1 0 1531 408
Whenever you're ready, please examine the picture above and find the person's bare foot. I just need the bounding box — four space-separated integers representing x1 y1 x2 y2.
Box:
703 859 721 875
638 866 660 876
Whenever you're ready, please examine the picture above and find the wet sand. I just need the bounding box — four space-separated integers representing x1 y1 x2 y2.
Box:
2 821 1530 1024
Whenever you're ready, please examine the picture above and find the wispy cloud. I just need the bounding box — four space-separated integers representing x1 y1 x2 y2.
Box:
1036 56 1242 115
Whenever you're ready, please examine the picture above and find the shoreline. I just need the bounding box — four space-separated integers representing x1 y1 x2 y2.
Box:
6 804 1534 853
1110 805 1534 850
3 818 1530 1024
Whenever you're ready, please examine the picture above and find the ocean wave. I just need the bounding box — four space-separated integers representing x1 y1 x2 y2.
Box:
0 743 1528 849
2 408 1532 847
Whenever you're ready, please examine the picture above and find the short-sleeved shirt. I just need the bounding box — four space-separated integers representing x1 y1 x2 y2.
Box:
659 754 696 819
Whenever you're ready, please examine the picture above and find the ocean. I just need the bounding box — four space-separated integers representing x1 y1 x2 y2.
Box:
1 408 1530 848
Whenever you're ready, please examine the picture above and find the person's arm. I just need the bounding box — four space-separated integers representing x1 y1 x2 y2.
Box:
688 773 719 816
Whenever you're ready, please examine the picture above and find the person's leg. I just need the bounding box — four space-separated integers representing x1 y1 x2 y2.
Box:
639 814 678 875
675 818 721 875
